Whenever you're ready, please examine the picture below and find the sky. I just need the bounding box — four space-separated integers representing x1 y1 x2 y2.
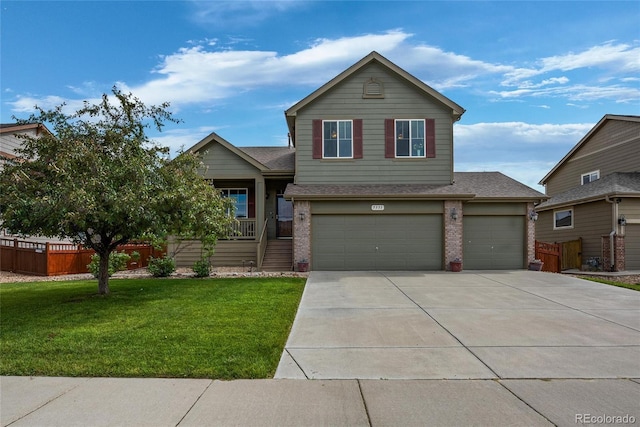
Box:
1 1 639 192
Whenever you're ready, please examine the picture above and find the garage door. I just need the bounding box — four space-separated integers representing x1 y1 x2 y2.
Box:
463 216 525 269
625 224 640 269
312 215 442 270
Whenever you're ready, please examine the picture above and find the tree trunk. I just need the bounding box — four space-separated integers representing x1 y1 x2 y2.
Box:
97 251 111 295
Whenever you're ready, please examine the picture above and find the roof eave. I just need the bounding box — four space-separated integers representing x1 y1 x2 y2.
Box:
185 132 268 172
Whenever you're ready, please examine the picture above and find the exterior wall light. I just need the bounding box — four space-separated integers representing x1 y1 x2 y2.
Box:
298 212 305 221
529 210 539 222
618 215 627 226
450 208 458 221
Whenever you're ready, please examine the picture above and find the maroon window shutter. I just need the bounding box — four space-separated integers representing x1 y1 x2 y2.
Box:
384 119 395 158
425 118 436 158
353 119 363 159
312 119 322 159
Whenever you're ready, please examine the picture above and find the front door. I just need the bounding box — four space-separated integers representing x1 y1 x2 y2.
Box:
276 195 293 238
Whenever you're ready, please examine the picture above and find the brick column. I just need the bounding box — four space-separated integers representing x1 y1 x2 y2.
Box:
293 200 311 271
444 200 463 270
527 202 537 263
602 234 625 272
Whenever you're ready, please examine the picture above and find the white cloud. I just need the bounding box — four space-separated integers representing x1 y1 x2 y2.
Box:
8 33 639 116
453 121 596 189
188 1 305 26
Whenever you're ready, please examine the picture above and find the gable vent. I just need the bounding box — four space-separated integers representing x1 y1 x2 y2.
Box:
363 77 384 99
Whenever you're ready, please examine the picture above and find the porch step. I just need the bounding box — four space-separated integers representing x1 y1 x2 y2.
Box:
261 240 293 272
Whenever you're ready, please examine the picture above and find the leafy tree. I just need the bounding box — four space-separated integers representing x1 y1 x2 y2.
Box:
0 88 235 295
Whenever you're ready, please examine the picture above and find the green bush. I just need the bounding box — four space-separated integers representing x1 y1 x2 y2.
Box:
192 258 211 278
87 251 133 278
148 255 176 277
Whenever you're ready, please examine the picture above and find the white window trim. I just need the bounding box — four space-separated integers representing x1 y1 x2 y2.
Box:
322 120 353 159
580 170 600 185
395 119 426 158
220 188 249 218
553 208 574 230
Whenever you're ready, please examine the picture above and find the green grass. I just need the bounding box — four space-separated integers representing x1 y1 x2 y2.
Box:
0 277 305 379
581 277 640 292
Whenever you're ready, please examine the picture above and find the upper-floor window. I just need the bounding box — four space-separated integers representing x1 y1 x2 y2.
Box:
220 188 248 218
395 119 425 157
581 170 599 185
554 208 573 230
323 120 353 158
385 118 435 159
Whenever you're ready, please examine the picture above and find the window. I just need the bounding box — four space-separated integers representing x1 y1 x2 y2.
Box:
395 119 425 157
385 118 435 158
220 189 248 218
581 170 600 185
554 208 573 229
323 120 352 158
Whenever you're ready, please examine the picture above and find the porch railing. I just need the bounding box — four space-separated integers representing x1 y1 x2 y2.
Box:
227 219 256 240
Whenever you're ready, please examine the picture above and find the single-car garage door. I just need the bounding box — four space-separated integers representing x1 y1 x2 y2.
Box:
312 214 442 270
625 224 640 270
464 216 525 269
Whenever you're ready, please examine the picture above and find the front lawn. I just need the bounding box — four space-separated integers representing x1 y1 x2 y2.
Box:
581 277 640 292
0 277 305 379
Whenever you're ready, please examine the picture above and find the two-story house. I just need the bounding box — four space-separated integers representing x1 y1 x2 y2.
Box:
177 52 546 271
535 115 640 271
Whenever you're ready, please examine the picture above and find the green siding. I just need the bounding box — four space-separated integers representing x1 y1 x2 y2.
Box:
463 216 525 269
311 200 443 215
199 142 262 179
295 62 455 185
312 214 443 270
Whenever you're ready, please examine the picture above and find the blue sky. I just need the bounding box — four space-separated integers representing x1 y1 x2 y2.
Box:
2 1 639 191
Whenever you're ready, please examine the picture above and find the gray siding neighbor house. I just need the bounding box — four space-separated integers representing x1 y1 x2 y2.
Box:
535 115 640 271
181 51 546 271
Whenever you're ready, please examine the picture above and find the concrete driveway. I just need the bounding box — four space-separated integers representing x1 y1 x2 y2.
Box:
276 270 640 380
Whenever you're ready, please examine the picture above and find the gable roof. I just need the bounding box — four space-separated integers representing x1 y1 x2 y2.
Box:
186 131 294 175
539 114 640 185
536 172 640 211
284 51 466 145
284 172 546 201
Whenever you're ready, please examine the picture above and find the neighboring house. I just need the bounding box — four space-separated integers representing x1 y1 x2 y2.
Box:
0 123 51 168
535 115 640 271
179 51 546 271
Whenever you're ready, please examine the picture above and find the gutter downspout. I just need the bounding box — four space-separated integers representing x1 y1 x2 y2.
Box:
605 196 619 271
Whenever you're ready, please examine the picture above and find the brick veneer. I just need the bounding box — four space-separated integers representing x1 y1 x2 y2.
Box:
444 200 463 270
602 234 625 272
293 200 311 270
527 202 536 263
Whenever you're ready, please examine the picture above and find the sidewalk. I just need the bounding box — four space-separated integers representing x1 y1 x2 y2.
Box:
3 271 639 426
3 376 639 426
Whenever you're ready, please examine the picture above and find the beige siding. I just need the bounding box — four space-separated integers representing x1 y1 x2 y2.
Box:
199 141 262 179
294 62 454 185
535 201 612 261
0 128 39 165
546 120 640 195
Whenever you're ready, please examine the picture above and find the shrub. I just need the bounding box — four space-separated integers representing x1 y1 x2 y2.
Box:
148 255 176 277
192 258 211 278
87 251 132 278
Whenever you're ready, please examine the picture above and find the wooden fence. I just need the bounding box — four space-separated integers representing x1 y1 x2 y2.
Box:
0 238 165 276
535 240 561 273
534 238 582 273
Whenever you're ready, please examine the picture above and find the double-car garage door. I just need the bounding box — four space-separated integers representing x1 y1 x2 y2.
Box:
312 214 442 270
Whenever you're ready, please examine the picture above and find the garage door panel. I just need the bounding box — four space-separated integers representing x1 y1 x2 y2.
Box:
464 216 525 270
312 214 442 271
